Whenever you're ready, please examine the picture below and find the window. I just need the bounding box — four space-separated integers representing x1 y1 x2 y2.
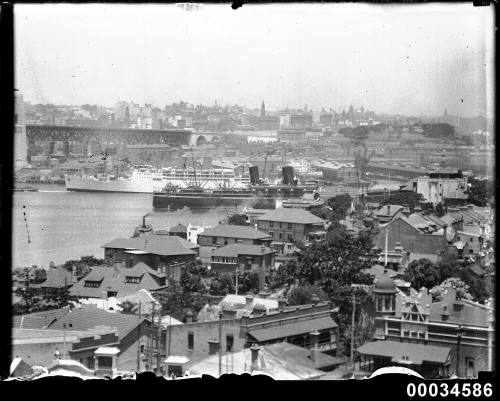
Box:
224 238 228 245
125 276 141 284
226 335 234 352
188 332 194 350
212 237 217 245
287 233 293 241
269 231 274 238
84 280 100 288
279 222 282 228
279 233 283 240
270 222 274 228
288 223 293 230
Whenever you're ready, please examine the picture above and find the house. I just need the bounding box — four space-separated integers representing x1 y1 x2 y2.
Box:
454 231 485 255
363 276 495 378
374 205 404 224
197 224 272 247
374 216 449 255
39 265 76 290
40 306 154 372
210 244 275 288
186 340 342 380
168 224 188 240
256 208 326 250
102 234 199 271
12 326 120 369
70 262 168 303
164 302 339 369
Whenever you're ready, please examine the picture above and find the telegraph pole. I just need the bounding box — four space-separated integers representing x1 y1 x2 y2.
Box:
136 301 142 372
156 304 162 375
218 311 223 377
351 293 356 372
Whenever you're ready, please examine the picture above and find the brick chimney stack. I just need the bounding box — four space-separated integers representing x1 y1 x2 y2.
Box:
309 331 320 364
250 344 261 372
245 295 254 309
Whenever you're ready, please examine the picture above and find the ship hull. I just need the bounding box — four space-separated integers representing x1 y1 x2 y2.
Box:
65 176 162 193
153 187 309 210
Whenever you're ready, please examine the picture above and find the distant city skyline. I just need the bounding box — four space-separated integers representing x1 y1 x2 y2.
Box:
15 3 494 118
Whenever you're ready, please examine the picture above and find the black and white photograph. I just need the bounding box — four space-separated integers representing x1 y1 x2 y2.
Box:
5 2 495 382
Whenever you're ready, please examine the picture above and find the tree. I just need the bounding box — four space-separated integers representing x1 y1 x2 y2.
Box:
118 300 139 314
154 292 208 322
33 268 47 284
42 287 78 309
287 284 328 306
430 278 473 302
403 258 441 290
327 194 352 221
381 192 425 212
227 214 249 226
326 221 349 243
209 273 235 296
435 203 445 217
466 177 494 207
238 272 260 294
437 251 462 281
270 259 300 289
180 262 208 293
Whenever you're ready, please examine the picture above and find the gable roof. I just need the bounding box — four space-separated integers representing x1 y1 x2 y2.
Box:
69 263 166 299
212 244 275 258
375 205 404 218
199 224 271 240
257 208 326 225
102 234 197 256
429 299 491 327
47 308 149 340
40 266 74 289
12 307 72 329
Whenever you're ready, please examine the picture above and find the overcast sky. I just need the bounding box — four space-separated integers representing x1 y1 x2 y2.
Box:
15 3 494 117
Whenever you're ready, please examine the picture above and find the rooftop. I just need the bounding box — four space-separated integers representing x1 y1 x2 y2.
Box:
199 224 271 240
102 234 198 256
257 208 326 225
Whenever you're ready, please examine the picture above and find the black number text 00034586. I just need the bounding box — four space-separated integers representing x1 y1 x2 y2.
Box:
407 383 493 398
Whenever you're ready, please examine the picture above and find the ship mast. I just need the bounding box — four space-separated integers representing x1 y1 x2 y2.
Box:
191 147 198 187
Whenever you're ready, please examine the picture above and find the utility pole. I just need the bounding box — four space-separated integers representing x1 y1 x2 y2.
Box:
218 311 223 377
351 293 356 372
136 301 142 372
456 325 463 377
156 303 162 375
235 267 238 295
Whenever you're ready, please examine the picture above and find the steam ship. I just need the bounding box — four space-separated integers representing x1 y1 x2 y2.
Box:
153 166 316 210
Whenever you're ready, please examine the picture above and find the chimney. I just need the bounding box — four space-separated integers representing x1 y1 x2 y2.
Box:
245 295 254 309
72 264 78 284
185 310 193 323
441 305 450 321
113 260 119 278
309 331 320 364
278 298 288 310
250 344 260 371
208 340 220 356
387 205 391 216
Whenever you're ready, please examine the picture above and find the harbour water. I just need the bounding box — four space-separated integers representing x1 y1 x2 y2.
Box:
13 184 232 269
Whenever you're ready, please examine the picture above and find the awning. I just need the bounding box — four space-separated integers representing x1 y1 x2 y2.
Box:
357 341 451 366
248 317 337 343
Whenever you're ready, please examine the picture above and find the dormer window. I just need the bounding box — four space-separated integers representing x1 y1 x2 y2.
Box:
84 280 101 288
125 276 141 284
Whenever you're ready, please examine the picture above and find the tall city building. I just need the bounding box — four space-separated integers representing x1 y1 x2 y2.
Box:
14 91 28 170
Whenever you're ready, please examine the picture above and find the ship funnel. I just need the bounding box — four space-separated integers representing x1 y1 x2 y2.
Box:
282 166 295 186
249 166 260 185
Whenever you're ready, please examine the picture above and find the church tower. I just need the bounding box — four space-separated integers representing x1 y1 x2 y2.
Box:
260 101 266 117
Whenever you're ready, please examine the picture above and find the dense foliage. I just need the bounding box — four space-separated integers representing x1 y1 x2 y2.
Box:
227 214 249 226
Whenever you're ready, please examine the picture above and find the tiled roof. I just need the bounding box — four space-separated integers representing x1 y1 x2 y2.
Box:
257 208 326 225
199 224 271 240
375 205 404 218
247 317 337 342
69 263 166 299
40 266 74 289
212 244 274 257
48 308 149 340
12 307 72 329
357 340 451 365
102 234 197 256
